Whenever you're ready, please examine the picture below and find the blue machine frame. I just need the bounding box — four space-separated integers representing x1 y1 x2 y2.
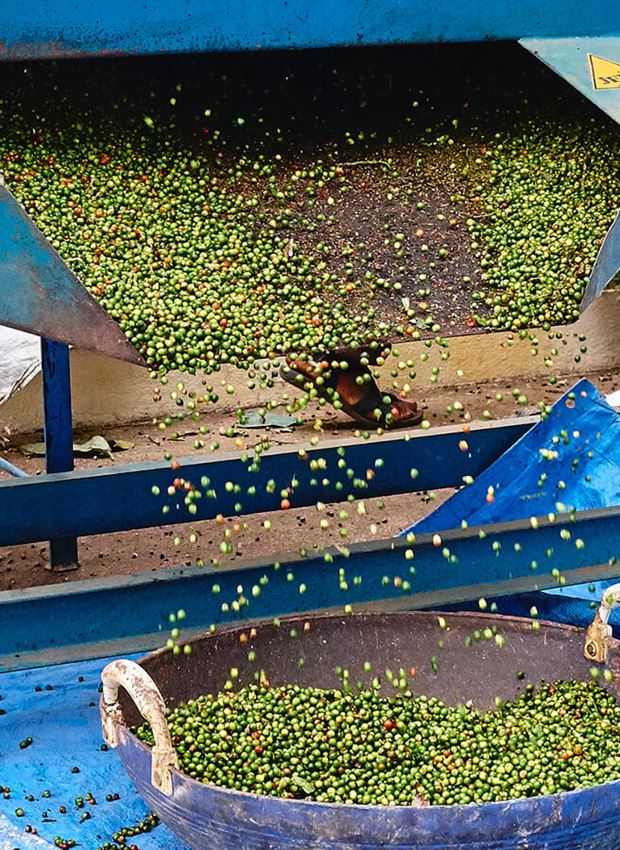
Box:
0 177 146 567
1 408 620 671
1 0 619 59
0 417 532 546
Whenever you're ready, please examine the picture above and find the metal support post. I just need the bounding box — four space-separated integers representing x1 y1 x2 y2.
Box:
41 338 78 571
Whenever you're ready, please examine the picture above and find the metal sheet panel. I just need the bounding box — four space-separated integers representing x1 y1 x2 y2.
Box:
582 207 620 309
520 37 620 309
520 36 620 127
0 181 145 364
1 1 619 59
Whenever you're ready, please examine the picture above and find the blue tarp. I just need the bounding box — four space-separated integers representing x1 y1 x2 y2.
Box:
406 379 620 534
403 378 620 621
0 656 189 849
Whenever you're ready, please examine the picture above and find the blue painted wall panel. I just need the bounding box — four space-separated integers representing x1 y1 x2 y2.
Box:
1 0 619 60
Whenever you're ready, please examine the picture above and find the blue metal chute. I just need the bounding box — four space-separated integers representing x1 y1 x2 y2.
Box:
519 36 620 308
0 180 144 365
0 179 145 568
581 207 620 310
520 36 620 127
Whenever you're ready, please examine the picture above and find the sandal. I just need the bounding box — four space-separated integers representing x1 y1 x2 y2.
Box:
326 343 392 367
280 358 423 429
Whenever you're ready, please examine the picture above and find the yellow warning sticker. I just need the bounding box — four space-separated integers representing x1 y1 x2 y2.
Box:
589 53 620 90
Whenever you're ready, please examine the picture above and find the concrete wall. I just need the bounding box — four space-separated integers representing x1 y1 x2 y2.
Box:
1 290 619 437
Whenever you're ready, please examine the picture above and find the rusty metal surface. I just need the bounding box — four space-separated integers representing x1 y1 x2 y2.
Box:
0 181 145 365
584 612 613 664
122 611 620 719
111 611 620 850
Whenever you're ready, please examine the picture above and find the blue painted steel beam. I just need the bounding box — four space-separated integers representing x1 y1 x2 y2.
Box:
1 502 618 670
0 417 535 547
41 339 74 476
0 1 619 60
41 343 77 570
41 338 79 570
0 181 144 365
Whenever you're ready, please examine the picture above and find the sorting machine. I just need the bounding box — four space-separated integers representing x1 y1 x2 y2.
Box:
2 5 620 849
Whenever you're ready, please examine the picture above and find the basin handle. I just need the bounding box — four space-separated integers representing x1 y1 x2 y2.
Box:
583 583 620 665
100 659 179 796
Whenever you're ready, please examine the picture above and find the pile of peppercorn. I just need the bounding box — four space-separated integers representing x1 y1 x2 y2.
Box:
134 679 620 806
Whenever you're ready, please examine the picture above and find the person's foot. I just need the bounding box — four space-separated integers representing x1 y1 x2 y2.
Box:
382 394 422 426
282 352 422 429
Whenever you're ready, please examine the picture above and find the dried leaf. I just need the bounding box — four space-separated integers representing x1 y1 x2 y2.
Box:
111 439 135 451
18 435 115 459
238 410 300 429
74 436 113 458
18 442 45 457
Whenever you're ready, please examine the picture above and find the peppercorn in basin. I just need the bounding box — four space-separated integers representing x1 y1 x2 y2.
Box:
101 609 620 850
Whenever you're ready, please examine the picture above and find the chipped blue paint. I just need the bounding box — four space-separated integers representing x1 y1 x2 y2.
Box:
519 38 620 302
1 1 619 60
